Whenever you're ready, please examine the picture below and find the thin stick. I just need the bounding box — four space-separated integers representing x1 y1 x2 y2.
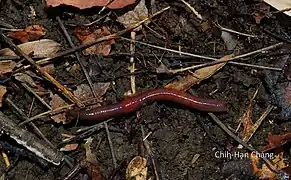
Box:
215 22 257 38
18 103 75 125
0 111 64 165
180 0 202 20
6 98 55 148
56 17 98 102
208 113 282 175
56 16 118 170
21 83 51 110
15 6 170 72
130 32 136 94
98 0 114 14
0 31 84 107
121 38 283 73
121 37 218 61
104 122 117 168
242 105 274 143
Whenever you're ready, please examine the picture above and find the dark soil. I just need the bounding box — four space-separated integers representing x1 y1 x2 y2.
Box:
0 0 291 179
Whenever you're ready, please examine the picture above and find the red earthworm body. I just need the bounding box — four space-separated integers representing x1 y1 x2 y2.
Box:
69 88 227 122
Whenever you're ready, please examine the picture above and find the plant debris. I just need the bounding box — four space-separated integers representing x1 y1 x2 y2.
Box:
45 0 136 9
1 0 291 179
0 39 62 58
7 25 46 43
74 26 115 56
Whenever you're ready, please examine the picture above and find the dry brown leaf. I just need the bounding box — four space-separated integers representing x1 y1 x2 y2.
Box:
8 25 46 43
33 85 48 96
41 64 55 74
253 3 272 24
263 133 291 151
74 26 115 56
14 73 37 87
250 152 287 179
126 156 147 180
50 93 68 123
0 39 62 58
73 83 110 104
240 101 255 139
0 86 7 107
117 0 149 31
46 0 136 9
0 61 16 75
165 54 234 91
60 143 78 151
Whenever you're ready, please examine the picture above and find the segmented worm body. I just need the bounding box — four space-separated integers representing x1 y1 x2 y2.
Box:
69 88 227 121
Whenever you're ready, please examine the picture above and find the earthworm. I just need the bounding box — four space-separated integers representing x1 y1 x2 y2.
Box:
69 88 227 121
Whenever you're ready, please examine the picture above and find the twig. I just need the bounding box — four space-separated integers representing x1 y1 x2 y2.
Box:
56 17 118 170
83 12 112 26
0 111 64 165
215 22 257 38
15 6 170 72
0 20 14 29
130 32 136 94
208 113 285 176
121 37 218 61
242 105 274 143
56 17 97 99
6 98 55 149
180 0 202 20
0 31 84 107
235 87 259 132
18 103 75 125
141 125 161 180
123 38 283 73
104 122 117 168
19 96 105 125
98 0 114 14
21 83 51 110
228 61 282 71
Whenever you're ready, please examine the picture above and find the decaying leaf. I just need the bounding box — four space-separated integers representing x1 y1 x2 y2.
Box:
117 0 149 31
156 63 171 74
263 133 291 151
60 143 78 151
46 0 136 9
250 152 287 180
83 137 101 180
8 25 46 43
253 3 272 24
50 93 68 123
239 93 256 141
0 86 7 107
240 105 254 139
33 85 48 96
0 61 16 75
221 31 238 51
41 64 55 75
0 39 62 58
126 156 147 180
73 83 110 104
14 73 37 87
74 26 115 56
165 54 234 91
